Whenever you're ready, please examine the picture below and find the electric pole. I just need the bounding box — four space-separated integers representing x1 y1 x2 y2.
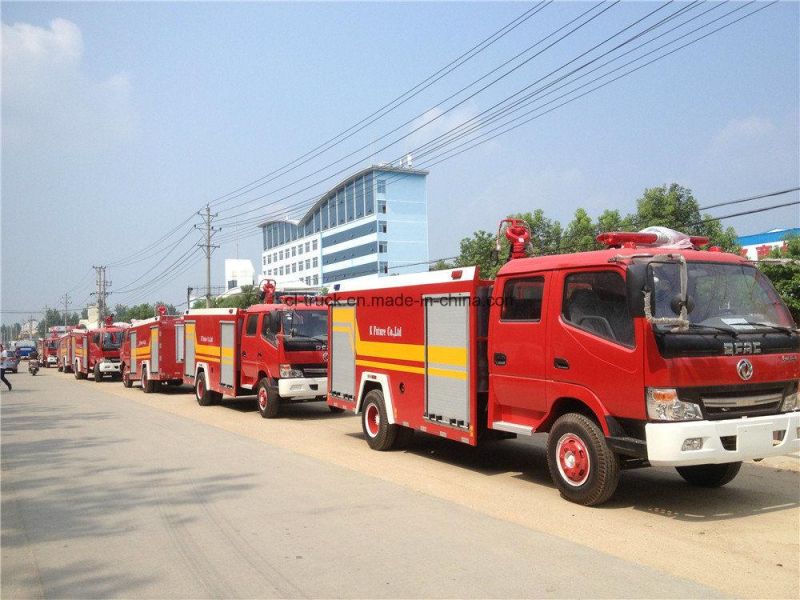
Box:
61 293 71 326
91 266 112 321
196 205 220 308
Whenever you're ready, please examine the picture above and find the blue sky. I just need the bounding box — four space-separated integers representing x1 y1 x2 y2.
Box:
2 1 798 321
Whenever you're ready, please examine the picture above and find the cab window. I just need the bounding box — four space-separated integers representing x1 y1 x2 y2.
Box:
501 277 544 321
245 314 259 336
261 312 277 345
562 271 634 346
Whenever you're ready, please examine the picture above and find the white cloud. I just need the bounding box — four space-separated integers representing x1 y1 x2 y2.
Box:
709 116 776 153
1 18 136 152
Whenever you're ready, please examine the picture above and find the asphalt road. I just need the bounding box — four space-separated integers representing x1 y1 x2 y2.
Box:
2 369 798 598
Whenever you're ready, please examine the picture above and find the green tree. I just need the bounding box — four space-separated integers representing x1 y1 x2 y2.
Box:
192 285 261 310
429 259 455 271
596 208 635 234
561 208 599 252
630 184 739 251
759 235 800 324
455 230 499 278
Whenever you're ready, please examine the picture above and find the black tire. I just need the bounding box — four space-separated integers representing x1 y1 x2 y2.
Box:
57 364 63 372
195 373 216 406
675 462 742 487
74 363 86 380
256 378 280 418
93 364 103 382
142 366 155 393
122 367 133 388
361 390 399 451
328 405 345 414
546 413 620 506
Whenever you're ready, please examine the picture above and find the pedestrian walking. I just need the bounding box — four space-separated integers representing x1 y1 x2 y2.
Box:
1 344 13 391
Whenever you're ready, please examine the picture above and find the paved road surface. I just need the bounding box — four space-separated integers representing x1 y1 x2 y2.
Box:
2 370 798 598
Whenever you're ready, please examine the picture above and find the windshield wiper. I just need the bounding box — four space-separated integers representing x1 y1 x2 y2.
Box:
686 322 739 337
745 322 797 335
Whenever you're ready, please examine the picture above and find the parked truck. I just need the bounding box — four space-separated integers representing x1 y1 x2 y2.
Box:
327 222 800 505
70 318 125 381
41 326 66 368
183 281 330 417
120 306 185 392
57 331 73 372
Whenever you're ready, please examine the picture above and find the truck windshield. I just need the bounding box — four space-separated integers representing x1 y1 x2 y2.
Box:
102 331 123 350
650 262 795 330
282 310 328 341
47 341 58 350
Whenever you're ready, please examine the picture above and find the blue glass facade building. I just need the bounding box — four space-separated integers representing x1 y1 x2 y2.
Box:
259 165 429 287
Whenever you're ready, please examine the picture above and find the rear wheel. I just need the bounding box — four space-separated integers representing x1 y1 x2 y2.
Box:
142 366 156 393
74 362 86 380
676 462 742 487
256 378 280 418
546 413 620 506
122 367 133 388
195 373 217 406
361 390 399 451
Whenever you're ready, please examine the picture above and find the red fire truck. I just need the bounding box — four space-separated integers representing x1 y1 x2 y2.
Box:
70 318 126 381
57 332 73 372
183 282 330 417
41 326 66 368
327 223 800 505
120 307 185 392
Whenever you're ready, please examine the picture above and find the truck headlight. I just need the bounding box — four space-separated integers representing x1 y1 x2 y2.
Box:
781 387 799 412
280 364 304 378
647 388 703 421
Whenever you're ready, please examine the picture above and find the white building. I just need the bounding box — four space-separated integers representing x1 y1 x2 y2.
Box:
222 259 256 294
259 165 429 288
737 228 800 260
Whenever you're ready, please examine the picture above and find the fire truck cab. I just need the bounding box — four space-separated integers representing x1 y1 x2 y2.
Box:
71 321 125 381
328 227 800 505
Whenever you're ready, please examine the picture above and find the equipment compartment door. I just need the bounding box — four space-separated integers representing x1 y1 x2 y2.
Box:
184 322 195 377
424 294 470 428
130 331 138 375
220 321 235 388
175 323 185 363
330 305 356 399
82 337 88 370
150 326 159 374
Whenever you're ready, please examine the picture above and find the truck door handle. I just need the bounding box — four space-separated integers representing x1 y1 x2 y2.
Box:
493 353 507 366
257 353 262 358
554 357 569 369
241 351 247 357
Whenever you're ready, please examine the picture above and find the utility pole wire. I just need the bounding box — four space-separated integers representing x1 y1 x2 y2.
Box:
689 200 800 226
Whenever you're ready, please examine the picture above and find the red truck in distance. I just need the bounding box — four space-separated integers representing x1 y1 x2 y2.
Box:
41 326 66 368
120 306 185 392
57 331 73 372
70 317 126 381
183 281 331 418
327 223 800 505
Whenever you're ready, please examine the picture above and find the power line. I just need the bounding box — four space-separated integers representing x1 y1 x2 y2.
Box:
689 200 800 226
700 186 800 210
209 2 551 209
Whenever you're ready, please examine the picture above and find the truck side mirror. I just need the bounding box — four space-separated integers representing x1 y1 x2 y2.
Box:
269 311 281 334
626 264 647 317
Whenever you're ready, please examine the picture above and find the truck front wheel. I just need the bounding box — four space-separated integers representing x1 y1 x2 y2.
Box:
361 390 400 451
122 367 133 388
256 378 279 418
93 364 103 382
675 462 742 487
546 413 620 506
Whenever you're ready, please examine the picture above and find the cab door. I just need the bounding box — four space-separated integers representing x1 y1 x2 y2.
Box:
488 273 550 428
239 311 261 388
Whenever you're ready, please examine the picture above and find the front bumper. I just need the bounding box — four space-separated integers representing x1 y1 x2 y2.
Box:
97 361 121 374
47 356 58 366
646 412 800 466
277 376 327 399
